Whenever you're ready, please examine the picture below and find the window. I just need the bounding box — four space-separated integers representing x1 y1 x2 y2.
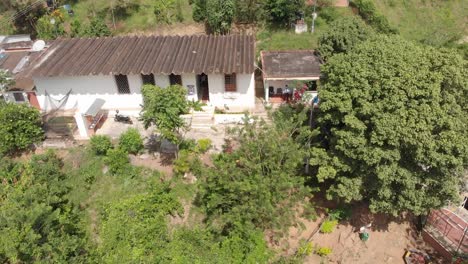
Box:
307 80 317 91
141 73 155 85
169 74 182 86
115 74 130 94
13 92 26 102
224 73 236 92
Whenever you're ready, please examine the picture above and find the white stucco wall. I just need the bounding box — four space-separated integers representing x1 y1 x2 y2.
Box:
34 72 255 115
182 74 198 101
208 73 255 110
34 74 143 116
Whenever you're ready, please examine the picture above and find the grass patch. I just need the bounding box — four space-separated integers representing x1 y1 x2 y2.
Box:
373 0 467 46
61 146 199 244
67 0 193 34
256 7 355 53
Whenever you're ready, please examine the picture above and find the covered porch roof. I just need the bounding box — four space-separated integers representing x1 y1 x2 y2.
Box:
260 50 322 81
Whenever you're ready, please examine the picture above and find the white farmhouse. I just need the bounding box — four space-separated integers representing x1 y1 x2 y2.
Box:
21 34 256 138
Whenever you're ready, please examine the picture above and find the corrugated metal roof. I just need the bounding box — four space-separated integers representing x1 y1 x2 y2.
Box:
29 34 255 77
261 50 322 79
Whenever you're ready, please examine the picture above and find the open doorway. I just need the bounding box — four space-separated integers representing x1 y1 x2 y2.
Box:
197 73 209 102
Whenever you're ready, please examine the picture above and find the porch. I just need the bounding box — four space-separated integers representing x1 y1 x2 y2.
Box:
260 50 322 104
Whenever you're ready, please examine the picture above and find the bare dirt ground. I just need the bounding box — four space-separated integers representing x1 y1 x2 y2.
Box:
274 202 444 264
124 22 206 36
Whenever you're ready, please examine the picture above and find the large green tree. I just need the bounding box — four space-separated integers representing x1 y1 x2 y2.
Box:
313 35 468 215
264 0 304 27
0 152 87 262
317 16 374 61
0 103 44 155
198 109 314 235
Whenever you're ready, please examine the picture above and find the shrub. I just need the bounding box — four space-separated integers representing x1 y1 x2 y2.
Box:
320 220 338 234
105 148 130 175
173 149 194 176
119 128 144 154
328 207 352 221
179 138 197 152
90 135 113 155
297 241 314 256
315 246 332 257
351 0 397 34
196 138 212 153
0 103 44 155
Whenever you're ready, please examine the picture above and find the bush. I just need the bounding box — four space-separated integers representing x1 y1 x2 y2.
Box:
297 241 314 256
351 0 397 34
315 246 332 257
196 138 212 153
119 128 144 154
328 207 352 221
0 103 43 155
320 220 338 233
179 138 197 152
90 135 113 155
105 148 130 175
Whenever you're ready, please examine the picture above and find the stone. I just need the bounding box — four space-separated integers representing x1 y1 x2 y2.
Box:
139 153 150 160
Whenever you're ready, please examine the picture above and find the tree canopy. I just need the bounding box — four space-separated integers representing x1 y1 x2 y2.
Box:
264 0 304 27
0 103 43 155
318 16 374 61
313 35 468 215
197 109 314 235
0 151 87 262
140 84 190 145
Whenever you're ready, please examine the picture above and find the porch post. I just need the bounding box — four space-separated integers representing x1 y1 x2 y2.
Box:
74 112 89 138
264 79 269 103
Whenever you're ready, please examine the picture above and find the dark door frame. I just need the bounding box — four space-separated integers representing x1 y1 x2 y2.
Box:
197 73 209 102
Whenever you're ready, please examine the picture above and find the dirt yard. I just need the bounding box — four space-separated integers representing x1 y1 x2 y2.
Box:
275 203 444 264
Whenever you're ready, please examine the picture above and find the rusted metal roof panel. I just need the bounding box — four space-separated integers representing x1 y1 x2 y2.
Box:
27 35 254 77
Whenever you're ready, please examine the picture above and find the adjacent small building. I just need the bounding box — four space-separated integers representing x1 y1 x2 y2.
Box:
0 35 41 109
260 50 322 103
20 34 256 138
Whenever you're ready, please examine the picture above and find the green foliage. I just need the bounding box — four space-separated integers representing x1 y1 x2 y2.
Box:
36 14 66 40
90 135 113 155
315 246 332 257
206 0 235 34
118 128 144 154
10 0 47 37
98 182 182 263
0 151 87 263
0 103 43 155
81 17 111 37
197 138 212 153
69 19 82 37
140 84 190 145
320 220 338 233
0 69 14 95
104 148 130 175
198 109 313 234
328 207 352 221
318 16 374 61
173 149 192 176
192 0 207 22
173 149 203 176
154 0 176 24
264 0 304 27
372 0 466 48
234 0 266 23
351 0 397 34
297 241 314 256
316 35 468 215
